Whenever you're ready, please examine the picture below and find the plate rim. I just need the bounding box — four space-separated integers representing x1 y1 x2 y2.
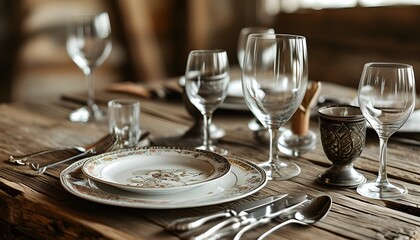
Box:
81 146 231 194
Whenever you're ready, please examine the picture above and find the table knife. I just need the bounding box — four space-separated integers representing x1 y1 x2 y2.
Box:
166 194 288 231
192 194 308 240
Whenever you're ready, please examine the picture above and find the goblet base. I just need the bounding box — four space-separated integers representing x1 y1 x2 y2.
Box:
69 105 106 123
278 129 316 157
357 181 407 199
196 144 228 155
318 164 366 187
258 160 300 181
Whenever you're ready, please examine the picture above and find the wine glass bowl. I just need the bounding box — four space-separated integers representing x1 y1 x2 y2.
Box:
357 62 416 199
242 34 308 180
66 12 112 123
184 50 229 155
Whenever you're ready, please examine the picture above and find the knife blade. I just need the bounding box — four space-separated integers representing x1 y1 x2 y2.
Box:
231 195 311 240
192 194 308 240
166 194 288 231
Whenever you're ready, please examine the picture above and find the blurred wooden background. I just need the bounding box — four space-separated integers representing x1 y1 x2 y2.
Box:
1 0 420 103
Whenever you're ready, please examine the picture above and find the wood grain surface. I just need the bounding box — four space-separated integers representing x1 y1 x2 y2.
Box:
0 85 419 240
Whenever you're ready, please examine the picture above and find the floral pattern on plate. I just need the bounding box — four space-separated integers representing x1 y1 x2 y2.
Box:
82 147 231 194
60 154 267 209
127 168 208 188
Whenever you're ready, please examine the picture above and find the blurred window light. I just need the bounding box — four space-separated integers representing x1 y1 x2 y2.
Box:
264 0 420 13
359 0 420 6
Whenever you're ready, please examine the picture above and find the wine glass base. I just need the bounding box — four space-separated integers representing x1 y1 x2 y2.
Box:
258 160 300 181
69 105 106 123
196 145 228 155
278 129 316 157
357 181 408 199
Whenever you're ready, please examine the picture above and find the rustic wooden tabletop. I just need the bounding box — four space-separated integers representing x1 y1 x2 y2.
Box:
0 83 419 240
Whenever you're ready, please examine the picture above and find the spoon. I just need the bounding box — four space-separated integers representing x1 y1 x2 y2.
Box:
257 195 332 240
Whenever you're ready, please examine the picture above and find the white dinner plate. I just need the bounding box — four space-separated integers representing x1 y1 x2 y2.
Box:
60 155 267 209
82 147 230 195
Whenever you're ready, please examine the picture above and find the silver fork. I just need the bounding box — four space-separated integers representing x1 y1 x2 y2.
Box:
29 134 118 174
9 146 87 166
8 134 115 166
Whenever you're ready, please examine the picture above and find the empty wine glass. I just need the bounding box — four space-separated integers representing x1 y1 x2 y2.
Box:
237 27 275 68
242 34 308 180
66 12 112 122
238 27 275 132
185 50 229 155
357 62 415 199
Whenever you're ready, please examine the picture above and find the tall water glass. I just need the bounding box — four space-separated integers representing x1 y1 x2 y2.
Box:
67 12 112 122
357 62 415 199
242 34 308 180
185 50 229 155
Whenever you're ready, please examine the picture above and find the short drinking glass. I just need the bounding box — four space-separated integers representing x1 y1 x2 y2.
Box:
185 50 229 155
242 34 308 180
108 99 141 149
357 62 415 199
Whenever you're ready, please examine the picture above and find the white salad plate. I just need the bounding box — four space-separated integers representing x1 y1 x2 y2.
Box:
60 154 267 209
82 147 230 195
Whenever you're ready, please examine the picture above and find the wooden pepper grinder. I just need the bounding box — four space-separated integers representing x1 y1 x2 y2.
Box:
278 81 322 157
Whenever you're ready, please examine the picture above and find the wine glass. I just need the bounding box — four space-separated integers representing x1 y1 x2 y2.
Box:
185 50 229 155
357 62 415 199
242 34 308 180
237 27 275 68
66 12 112 122
237 27 275 133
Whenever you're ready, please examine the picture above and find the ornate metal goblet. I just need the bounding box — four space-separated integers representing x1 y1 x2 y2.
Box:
318 105 366 187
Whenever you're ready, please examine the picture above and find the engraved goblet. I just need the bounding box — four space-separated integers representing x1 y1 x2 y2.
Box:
318 105 367 187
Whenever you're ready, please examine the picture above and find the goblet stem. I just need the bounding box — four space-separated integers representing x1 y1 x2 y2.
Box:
86 72 95 110
202 112 214 150
376 137 391 186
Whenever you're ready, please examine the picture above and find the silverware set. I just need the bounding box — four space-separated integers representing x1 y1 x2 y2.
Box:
168 193 332 240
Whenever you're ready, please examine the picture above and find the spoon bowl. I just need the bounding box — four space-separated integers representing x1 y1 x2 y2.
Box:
258 195 332 240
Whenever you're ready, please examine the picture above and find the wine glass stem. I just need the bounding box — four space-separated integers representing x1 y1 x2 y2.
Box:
376 137 390 186
202 112 213 149
268 127 280 164
86 72 95 110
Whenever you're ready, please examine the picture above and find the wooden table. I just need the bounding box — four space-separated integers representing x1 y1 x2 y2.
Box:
1 84 420 240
